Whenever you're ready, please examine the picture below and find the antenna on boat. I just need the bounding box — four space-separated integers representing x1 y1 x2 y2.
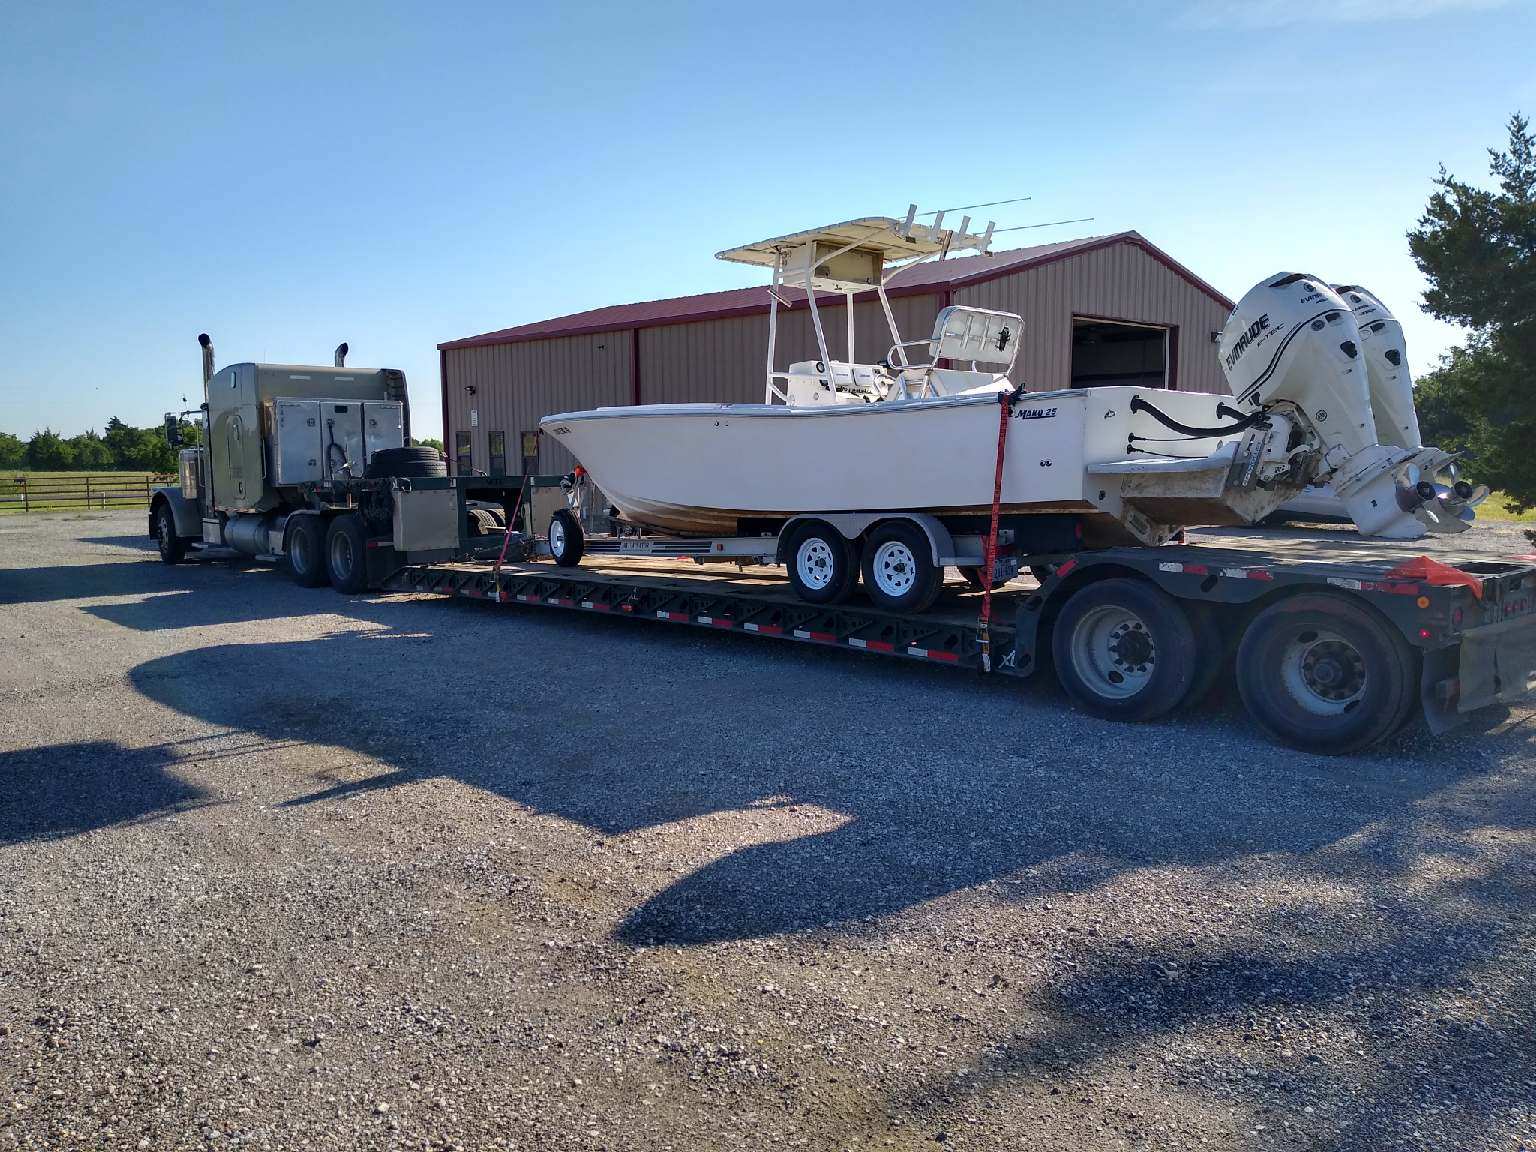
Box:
918 195 1033 217
993 216 1096 234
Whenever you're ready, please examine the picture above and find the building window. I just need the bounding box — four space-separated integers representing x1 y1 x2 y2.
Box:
1070 318 1173 389
455 430 473 475
488 430 507 476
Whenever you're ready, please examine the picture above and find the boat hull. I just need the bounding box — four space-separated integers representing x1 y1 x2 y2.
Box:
541 388 1247 536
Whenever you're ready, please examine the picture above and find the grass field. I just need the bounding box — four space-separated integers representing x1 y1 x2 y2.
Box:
1475 492 1536 523
0 470 171 514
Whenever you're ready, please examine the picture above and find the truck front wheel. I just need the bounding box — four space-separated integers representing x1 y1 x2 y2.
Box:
285 516 328 587
325 514 369 593
154 502 186 565
1236 593 1417 754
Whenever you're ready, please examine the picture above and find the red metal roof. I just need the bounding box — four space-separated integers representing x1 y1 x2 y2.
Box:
438 231 1233 351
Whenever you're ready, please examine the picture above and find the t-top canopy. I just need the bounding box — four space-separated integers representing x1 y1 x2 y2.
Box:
716 210 997 284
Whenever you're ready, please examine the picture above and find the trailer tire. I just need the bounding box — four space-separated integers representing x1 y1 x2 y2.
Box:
785 520 858 604
365 446 447 479
154 502 186 565
1235 593 1416 754
549 510 584 567
284 516 328 587
1052 578 1197 722
325 514 369 593
861 522 941 612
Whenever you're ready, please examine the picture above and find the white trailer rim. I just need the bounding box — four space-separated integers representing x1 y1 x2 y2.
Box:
871 540 918 597
1069 604 1155 700
795 536 837 591
550 517 568 558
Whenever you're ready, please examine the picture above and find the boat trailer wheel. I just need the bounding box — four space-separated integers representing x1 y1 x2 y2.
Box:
795 536 838 591
1278 628 1367 715
1068 604 1157 700
870 539 918 598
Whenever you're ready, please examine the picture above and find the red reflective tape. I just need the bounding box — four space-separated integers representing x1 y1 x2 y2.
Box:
1055 558 1078 578
366 539 387 549
1248 569 1274 581
1184 564 1208 576
1385 582 1420 595
745 623 782 635
863 639 895 652
709 618 735 628
925 648 960 663
550 597 574 607
590 602 611 612
620 603 634 612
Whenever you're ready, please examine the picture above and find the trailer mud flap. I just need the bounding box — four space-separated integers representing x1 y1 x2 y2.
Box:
1429 615 1536 730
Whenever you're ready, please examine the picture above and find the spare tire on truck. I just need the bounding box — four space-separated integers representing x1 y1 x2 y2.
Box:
365 446 447 479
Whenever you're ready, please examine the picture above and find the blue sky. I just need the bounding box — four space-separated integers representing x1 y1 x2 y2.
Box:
1 0 1531 442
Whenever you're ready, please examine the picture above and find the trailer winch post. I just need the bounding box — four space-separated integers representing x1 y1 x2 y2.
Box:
979 384 1024 672
489 472 532 601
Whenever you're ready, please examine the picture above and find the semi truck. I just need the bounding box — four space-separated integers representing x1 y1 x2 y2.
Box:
148 338 1536 755
149 335 522 591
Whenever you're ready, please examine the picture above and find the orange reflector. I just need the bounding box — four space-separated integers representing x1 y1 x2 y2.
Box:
1416 595 1430 609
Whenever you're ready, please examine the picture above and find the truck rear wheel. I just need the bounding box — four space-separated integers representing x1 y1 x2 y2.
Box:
325 514 369 593
786 521 857 605
154 502 186 565
1236 593 1417 754
1051 578 1197 721
284 516 328 587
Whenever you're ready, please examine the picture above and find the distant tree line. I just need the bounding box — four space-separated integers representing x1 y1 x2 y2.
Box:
0 417 201 474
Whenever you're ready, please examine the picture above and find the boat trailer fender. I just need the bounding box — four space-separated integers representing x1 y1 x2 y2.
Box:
775 512 956 567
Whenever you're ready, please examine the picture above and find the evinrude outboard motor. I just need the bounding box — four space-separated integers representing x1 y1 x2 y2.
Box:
1333 285 1421 450
1219 273 1483 538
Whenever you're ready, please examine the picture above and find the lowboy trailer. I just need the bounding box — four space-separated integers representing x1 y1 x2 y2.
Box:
369 530 1536 755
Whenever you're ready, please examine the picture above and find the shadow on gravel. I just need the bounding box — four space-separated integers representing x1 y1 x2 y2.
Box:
894 766 1536 1151
80 534 157 550
0 560 262 606
0 740 211 845
121 604 1495 947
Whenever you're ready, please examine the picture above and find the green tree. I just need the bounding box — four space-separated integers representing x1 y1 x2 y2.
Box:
1409 112 1536 507
413 437 445 453
67 430 115 471
25 428 74 471
0 431 23 471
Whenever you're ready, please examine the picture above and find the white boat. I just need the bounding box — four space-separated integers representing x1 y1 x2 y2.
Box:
543 210 1487 555
544 212 1297 546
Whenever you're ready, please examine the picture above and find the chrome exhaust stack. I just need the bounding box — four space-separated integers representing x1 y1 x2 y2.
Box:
198 333 214 384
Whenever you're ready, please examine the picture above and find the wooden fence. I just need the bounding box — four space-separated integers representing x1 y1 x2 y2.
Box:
0 474 174 514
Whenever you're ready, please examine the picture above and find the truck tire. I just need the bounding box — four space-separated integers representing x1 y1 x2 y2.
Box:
284 515 328 587
861 522 940 612
154 502 186 565
1052 578 1197 722
549 509 584 567
785 520 857 605
365 446 447 479
1236 593 1417 754
325 514 369 593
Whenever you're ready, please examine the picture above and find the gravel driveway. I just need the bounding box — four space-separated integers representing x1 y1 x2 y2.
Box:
1 510 1532 1151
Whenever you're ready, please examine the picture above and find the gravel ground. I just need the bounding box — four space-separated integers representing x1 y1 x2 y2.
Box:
1 510 1533 1152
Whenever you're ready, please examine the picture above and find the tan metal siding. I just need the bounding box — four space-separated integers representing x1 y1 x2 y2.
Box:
443 332 631 474
637 294 941 405
954 242 1232 394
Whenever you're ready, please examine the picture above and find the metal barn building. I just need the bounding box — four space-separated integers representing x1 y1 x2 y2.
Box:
437 231 1235 477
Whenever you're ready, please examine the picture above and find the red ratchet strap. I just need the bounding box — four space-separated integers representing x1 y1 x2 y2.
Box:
490 472 532 601
979 386 1023 672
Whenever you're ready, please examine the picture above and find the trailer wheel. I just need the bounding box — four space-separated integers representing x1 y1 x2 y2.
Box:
284 516 328 587
549 509 584 567
1182 603 1231 708
154 502 186 565
861 522 941 612
1236 593 1416 754
1052 578 1197 721
325 514 368 593
786 521 857 604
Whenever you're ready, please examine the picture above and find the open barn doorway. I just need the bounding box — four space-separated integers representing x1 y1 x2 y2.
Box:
1070 317 1173 389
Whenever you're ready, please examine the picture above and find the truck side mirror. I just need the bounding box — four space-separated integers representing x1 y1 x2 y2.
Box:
164 414 182 447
